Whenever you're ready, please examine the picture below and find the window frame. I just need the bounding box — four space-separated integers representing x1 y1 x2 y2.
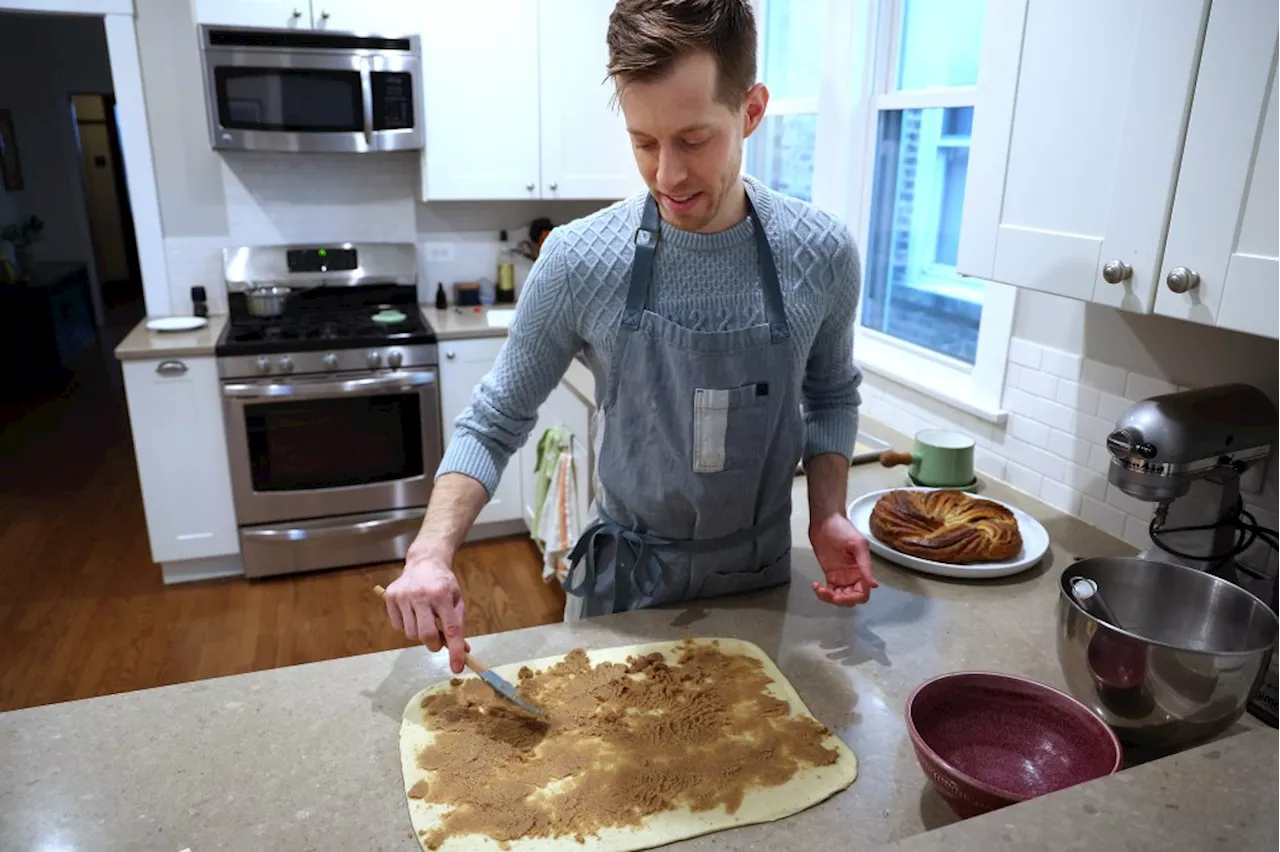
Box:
815 0 1014 423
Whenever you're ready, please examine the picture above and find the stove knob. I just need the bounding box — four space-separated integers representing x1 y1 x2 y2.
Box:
387 349 404 369
278 355 294 373
256 356 271 374
367 351 382 369
323 353 339 371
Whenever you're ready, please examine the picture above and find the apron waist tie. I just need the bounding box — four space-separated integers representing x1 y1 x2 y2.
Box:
564 502 792 610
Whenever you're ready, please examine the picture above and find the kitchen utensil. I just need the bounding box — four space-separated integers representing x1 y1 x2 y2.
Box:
371 584 542 715
1057 556 1278 749
1069 574 1148 693
244 284 291 317
879 429 976 488
146 316 209 333
905 671 1122 819
847 487 1048 579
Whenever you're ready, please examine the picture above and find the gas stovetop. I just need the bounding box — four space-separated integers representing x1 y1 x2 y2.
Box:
215 284 436 357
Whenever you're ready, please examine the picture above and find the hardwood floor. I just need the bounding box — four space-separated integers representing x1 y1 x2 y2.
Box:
0 329 561 713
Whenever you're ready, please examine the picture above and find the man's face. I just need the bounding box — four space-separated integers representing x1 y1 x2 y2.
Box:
617 52 767 233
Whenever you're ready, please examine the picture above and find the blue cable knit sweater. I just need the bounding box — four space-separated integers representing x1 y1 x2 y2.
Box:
438 174 863 496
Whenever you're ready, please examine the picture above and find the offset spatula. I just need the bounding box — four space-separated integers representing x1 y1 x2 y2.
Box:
372 584 543 715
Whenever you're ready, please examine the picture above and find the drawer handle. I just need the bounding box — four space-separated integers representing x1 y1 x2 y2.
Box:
156 360 188 377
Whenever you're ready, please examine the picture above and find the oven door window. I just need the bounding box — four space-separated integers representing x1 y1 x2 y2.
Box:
245 394 424 491
214 67 362 132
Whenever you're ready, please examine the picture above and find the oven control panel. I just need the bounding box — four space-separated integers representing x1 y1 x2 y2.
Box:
218 344 437 380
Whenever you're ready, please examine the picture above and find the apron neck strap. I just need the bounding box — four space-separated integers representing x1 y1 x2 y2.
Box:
622 186 791 341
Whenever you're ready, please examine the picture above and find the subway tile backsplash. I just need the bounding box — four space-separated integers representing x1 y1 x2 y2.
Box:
860 338 1278 574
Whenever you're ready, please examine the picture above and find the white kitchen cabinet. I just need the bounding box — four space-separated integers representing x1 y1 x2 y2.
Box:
311 0 418 35
539 0 646 200
121 356 240 564
420 1 543 200
419 0 642 201
959 0 1208 308
1154 0 1279 339
193 0 417 34
193 0 307 28
438 337 524 525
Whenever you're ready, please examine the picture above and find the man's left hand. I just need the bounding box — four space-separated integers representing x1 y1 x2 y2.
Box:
809 514 877 606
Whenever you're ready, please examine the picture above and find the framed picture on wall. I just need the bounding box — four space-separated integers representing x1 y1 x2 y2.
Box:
0 110 22 192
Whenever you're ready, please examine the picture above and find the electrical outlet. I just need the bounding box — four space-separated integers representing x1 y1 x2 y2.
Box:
424 242 456 263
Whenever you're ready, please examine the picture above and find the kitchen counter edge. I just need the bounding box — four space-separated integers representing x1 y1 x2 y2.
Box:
114 315 228 360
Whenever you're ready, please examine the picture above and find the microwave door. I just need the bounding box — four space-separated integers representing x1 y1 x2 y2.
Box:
367 53 423 152
204 49 373 152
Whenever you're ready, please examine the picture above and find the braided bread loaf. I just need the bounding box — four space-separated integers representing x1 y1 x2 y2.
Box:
869 490 1023 564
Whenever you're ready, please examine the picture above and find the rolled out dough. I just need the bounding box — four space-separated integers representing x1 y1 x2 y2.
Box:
398 638 858 852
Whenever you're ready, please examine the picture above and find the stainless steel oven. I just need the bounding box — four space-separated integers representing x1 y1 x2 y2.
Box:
220 347 442 578
199 26 422 153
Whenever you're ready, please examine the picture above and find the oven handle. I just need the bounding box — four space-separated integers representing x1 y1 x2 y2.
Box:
360 58 374 146
241 512 422 542
221 370 436 400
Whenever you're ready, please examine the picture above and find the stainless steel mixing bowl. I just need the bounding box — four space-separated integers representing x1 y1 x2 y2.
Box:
1057 556 1277 750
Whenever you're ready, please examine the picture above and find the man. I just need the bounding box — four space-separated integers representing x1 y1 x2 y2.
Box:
385 0 876 674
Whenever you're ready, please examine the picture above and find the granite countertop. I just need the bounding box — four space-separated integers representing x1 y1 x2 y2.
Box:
422 305 514 340
0 465 1273 851
114 315 228 360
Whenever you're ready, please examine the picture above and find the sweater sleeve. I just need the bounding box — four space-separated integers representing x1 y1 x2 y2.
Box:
801 228 863 463
435 230 583 496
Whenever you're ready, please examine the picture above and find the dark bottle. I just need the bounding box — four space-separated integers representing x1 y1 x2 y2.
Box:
434 281 448 310
191 286 209 318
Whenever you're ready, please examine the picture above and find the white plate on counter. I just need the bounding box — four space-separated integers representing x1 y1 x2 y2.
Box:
146 316 208 333
848 487 1049 579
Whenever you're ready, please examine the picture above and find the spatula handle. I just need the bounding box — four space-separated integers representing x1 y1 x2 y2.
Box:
371 584 480 673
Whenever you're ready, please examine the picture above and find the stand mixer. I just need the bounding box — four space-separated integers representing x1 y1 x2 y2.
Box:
1106 383 1277 584
1105 383 1279 724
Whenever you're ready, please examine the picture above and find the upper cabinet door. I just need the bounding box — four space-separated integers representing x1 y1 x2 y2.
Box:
538 0 644 200
313 0 420 35
1155 0 1279 340
193 0 309 28
419 0 542 201
958 0 1208 307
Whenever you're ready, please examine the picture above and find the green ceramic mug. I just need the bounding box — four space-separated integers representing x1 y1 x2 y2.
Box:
879 429 976 487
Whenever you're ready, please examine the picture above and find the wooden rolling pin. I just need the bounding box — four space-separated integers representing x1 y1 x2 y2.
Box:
371 584 542 714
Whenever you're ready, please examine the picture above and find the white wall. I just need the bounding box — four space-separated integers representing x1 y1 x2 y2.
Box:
0 13 111 277
861 288 1279 574
131 0 611 315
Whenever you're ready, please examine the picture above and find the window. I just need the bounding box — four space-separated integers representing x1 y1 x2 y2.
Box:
746 0 824 202
750 0 1011 419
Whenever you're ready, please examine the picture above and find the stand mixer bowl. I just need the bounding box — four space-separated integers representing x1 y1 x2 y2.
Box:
1057 557 1277 750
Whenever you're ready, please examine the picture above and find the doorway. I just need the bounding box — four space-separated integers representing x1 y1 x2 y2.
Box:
71 92 143 340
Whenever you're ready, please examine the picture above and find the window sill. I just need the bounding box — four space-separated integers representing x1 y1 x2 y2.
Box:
857 333 1009 426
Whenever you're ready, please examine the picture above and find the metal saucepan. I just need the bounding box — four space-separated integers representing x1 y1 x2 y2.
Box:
1057 556 1277 750
245 283 292 317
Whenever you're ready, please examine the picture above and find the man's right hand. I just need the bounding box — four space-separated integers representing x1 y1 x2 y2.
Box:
384 554 469 674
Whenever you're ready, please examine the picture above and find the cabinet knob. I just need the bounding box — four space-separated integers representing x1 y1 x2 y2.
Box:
1101 260 1132 284
292 7 302 17
525 182 534 192
156 360 188 377
320 9 329 19
1166 266 1200 294
548 182 559 192
445 351 456 360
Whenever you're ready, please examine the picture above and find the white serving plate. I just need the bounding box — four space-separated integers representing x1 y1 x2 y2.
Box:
146 316 208 333
848 486 1049 579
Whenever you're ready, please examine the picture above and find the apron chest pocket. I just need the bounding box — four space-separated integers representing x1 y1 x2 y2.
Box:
692 384 769 474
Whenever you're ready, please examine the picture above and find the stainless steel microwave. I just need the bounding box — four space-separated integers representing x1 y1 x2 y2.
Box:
199 26 422 153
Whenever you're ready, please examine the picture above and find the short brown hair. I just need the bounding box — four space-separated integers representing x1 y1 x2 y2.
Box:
606 0 758 108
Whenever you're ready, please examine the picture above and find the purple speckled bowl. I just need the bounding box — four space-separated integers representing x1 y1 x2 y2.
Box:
906 671 1123 819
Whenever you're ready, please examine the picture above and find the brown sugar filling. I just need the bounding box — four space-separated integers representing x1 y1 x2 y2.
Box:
413 640 841 850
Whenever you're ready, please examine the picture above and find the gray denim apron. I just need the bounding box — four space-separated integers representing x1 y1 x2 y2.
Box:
563 188 804 619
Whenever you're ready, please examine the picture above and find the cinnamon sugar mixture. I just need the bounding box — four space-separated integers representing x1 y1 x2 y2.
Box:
411 640 839 849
